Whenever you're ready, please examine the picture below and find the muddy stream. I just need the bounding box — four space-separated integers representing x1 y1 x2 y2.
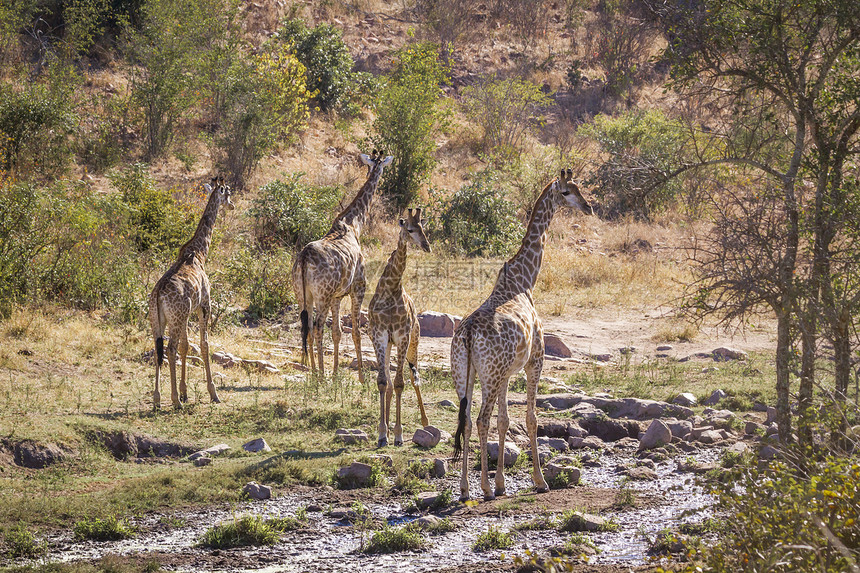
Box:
31 444 721 572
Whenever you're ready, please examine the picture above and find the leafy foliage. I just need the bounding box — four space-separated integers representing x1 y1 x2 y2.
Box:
3 523 47 558
369 42 450 209
362 524 427 553
275 19 374 115
473 526 514 551
220 242 295 320
250 173 344 250
197 515 281 548
73 515 136 541
426 172 521 257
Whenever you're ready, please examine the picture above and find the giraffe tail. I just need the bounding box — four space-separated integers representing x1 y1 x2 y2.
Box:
149 289 165 366
299 252 310 364
452 325 473 464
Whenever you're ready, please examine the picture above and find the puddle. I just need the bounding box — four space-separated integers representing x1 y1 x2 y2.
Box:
24 445 723 571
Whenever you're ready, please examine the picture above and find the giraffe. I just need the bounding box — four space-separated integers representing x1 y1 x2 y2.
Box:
369 208 432 447
450 169 592 501
148 176 234 410
292 151 393 383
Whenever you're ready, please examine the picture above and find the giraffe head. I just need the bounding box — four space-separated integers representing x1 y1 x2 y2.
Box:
205 176 235 211
399 207 431 253
554 169 592 215
359 150 394 173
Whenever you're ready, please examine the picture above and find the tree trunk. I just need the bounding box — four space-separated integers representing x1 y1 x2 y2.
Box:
775 308 793 443
798 309 815 447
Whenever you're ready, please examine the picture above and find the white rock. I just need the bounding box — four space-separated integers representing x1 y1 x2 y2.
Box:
243 481 272 500
335 429 369 444
713 347 747 361
486 441 521 467
639 419 672 450
702 389 727 406
243 438 271 453
544 333 572 358
412 429 440 449
204 444 231 456
672 392 697 407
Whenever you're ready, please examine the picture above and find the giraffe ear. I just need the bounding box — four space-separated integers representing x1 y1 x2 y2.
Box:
399 218 406 227
359 153 372 166
380 155 393 168
414 207 422 219
560 169 566 179
204 183 213 193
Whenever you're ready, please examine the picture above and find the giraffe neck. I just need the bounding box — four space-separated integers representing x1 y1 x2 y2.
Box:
179 187 222 262
492 181 558 297
333 167 382 236
376 232 409 295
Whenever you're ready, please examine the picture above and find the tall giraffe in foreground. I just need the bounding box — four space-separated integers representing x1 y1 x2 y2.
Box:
293 152 393 383
369 208 432 447
451 169 592 501
149 177 234 410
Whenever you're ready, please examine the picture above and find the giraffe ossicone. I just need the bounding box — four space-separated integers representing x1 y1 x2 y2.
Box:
369 208 432 448
148 176 234 410
292 151 393 384
450 169 592 501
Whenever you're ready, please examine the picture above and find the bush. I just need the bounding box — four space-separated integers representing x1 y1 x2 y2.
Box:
109 163 196 254
414 0 475 61
73 515 136 541
694 452 860 573
579 110 690 217
462 76 553 158
222 244 295 320
275 19 375 115
369 42 450 209
473 526 514 551
362 524 427 554
197 516 281 548
250 173 344 250
3 523 46 558
427 173 522 257
214 45 313 190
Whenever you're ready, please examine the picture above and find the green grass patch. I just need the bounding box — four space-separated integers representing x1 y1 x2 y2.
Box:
3 523 47 558
514 515 559 531
197 516 282 548
558 510 619 533
362 524 427 553
73 515 135 541
473 527 515 551
422 517 457 534
679 517 723 535
562 532 598 554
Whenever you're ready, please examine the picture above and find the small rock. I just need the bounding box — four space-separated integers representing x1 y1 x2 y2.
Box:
639 419 672 450
537 437 569 452
568 436 604 450
713 347 747 361
626 466 658 480
487 441 521 467
194 456 212 466
418 311 460 337
727 442 750 456
414 515 443 530
335 429 369 444
745 421 763 435
412 429 440 449
243 481 272 500
766 406 778 425
243 438 271 453
307 504 323 512
438 399 455 407
618 346 637 355
666 420 693 439
656 345 673 351
562 512 605 532
204 444 231 456
368 454 394 469
544 333 572 358
527 446 554 465
697 429 724 444
336 462 374 487
702 389 727 406
432 458 448 478
672 393 697 407
752 402 769 412
759 445 780 460
543 463 581 486
414 491 445 509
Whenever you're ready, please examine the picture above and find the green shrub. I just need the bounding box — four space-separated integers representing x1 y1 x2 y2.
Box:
197 516 281 548
275 19 375 115
427 172 521 257
696 453 860 572
362 524 427 553
109 163 195 254
0 81 76 176
473 526 514 551
461 75 553 157
4 523 47 558
579 110 691 218
250 173 344 250
369 42 450 209
73 515 136 541
222 244 295 320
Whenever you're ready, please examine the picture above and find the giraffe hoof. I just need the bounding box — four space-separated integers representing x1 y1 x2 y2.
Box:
536 487 549 494
483 493 496 502
394 439 403 447
459 494 470 503
495 488 506 497
378 438 388 448
180 394 188 403
212 397 221 404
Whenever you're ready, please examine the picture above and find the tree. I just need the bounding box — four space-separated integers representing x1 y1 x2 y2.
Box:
369 43 450 210
650 0 860 443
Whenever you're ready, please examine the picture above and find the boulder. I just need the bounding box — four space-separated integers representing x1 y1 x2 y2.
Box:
243 481 272 500
543 462 581 486
336 462 374 487
766 406 778 425
626 466 658 481
672 393 697 407
639 419 672 450
696 430 724 444
656 345 673 352
414 491 446 510
204 443 231 456
702 389 727 406
544 334 572 358
759 445 780 460
727 442 750 456
537 437 569 452
487 441 521 467
193 456 212 467
568 436 605 450
438 399 456 408
412 429 440 449
666 420 693 439
745 421 763 435
537 420 571 438
536 393 584 410
527 446 554 465
243 438 271 453
335 429 369 445
713 347 747 361
414 515 443 530
368 454 394 469
432 458 448 478
579 417 638 442
418 311 460 337
562 512 606 532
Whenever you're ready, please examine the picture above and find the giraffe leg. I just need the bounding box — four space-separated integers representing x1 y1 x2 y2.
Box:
330 298 342 375
350 272 366 386
178 329 189 405
406 321 429 427
393 339 408 446
495 383 510 497
314 300 331 380
459 401 473 502
166 327 180 409
476 389 498 501
525 357 549 493
307 306 317 374
371 326 390 447
153 353 162 411
200 303 220 404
